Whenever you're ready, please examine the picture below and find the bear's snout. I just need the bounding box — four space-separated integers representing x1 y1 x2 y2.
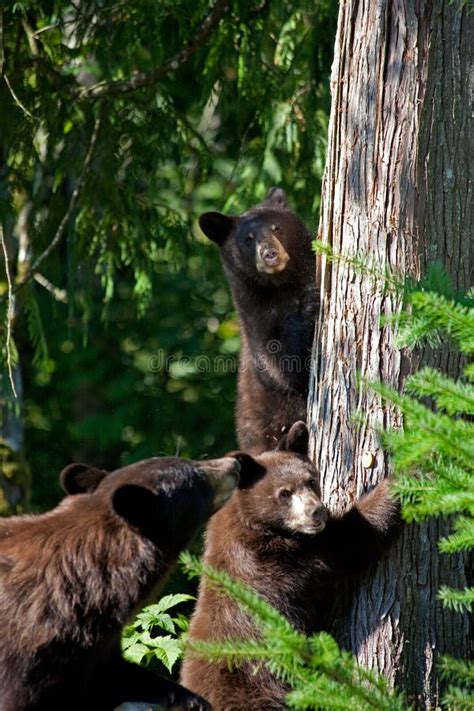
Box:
256 236 290 274
311 503 328 530
198 457 240 511
287 491 328 534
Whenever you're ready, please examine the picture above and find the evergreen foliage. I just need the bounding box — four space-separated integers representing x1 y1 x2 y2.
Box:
180 551 407 711
2 0 335 317
371 287 474 615
440 657 474 711
372 281 474 709
1 0 337 509
160 274 471 709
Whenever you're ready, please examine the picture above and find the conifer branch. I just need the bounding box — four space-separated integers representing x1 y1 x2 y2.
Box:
3 113 101 302
440 656 474 709
438 586 474 613
181 552 406 711
76 0 229 100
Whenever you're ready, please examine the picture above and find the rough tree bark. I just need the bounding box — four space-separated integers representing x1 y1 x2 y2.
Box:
308 1 472 708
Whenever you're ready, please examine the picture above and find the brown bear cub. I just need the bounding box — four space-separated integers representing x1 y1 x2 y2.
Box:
181 422 401 711
0 455 240 711
199 188 318 453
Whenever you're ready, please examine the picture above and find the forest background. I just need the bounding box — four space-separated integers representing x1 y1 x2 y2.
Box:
1 2 473 707
0 0 336 516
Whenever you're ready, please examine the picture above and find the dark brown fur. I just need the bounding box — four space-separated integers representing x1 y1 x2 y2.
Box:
0 456 240 711
181 423 401 711
199 188 317 454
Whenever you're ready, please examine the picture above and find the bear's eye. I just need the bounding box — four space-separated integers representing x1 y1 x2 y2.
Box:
245 233 254 246
278 488 292 500
309 479 320 494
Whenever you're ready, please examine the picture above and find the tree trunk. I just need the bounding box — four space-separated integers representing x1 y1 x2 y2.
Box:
0 362 28 514
0 206 31 515
308 1 472 707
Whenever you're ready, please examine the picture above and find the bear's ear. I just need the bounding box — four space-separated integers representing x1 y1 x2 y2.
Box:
264 187 289 209
226 451 266 489
199 212 234 245
111 484 157 532
60 463 109 495
277 421 309 456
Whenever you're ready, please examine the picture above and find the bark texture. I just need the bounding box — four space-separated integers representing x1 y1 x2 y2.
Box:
308 1 472 707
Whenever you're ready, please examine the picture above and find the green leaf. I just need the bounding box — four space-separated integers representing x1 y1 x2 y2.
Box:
148 635 183 674
122 642 152 666
143 593 195 615
174 612 190 632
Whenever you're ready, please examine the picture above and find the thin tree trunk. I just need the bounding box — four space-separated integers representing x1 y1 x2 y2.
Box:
0 373 27 514
0 206 31 514
308 1 472 707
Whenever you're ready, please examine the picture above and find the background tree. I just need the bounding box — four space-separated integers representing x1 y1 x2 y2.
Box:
308 0 472 707
0 0 337 512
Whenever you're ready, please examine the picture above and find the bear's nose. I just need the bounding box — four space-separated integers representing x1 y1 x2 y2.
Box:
256 235 290 274
312 504 327 523
260 242 280 265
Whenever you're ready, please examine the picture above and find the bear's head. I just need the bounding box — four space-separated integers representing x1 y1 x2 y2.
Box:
228 421 328 536
59 456 240 552
199 188 312 287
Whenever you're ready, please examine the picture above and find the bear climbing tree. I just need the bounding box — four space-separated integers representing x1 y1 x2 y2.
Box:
199 189 317 454
181 422 400 710
308 1 472 708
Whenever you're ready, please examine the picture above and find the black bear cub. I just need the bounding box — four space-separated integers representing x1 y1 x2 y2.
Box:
181 422 401 711
0 455 240 711
199 188 317 453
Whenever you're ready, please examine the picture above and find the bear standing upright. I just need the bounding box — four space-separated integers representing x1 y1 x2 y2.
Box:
0 455 240 711
181 422 401 711
199 188 317 453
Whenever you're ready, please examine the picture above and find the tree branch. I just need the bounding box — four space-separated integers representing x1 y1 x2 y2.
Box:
33 273 68 303
76 0 229 100
9 113 101 298
4 73 37 121
0 224 17 397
